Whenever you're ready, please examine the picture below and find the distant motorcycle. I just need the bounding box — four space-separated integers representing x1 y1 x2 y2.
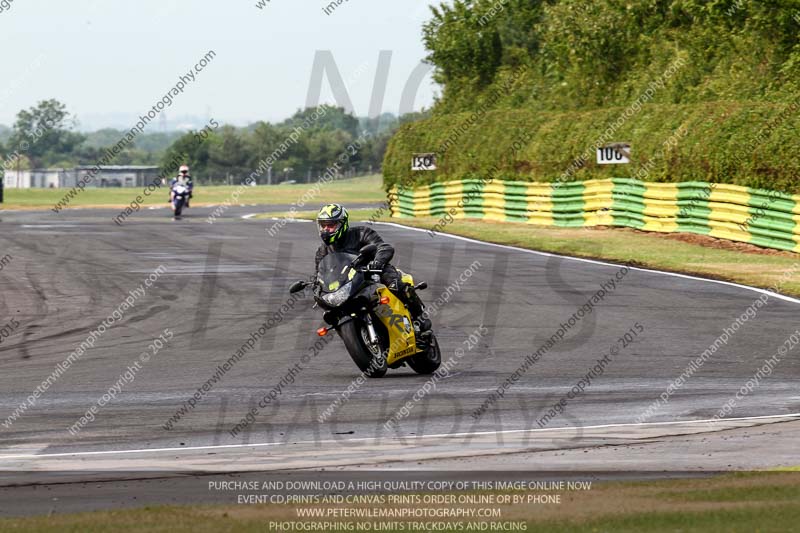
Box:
171 183 190 217
290 244 441 378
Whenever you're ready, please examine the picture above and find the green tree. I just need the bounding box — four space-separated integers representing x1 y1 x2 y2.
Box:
422 1 504 88
303 128 354 172
9 99 85 167
284 105 360 137
208 126 250 182
157 107 402 183
160 130 211 180
0 125 12 144
247 121 282 168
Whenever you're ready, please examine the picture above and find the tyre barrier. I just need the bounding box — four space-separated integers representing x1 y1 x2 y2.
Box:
389 178 800 253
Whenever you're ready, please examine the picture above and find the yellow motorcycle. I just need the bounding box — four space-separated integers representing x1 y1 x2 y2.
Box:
289 244 441 377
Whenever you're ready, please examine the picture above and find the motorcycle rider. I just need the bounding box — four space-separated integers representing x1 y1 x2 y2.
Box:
169 165 194 207
314 204 431 333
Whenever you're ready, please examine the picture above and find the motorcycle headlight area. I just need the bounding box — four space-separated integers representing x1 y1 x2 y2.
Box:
322 282 352 307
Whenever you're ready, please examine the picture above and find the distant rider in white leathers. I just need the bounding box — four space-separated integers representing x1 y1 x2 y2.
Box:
169 164 194 207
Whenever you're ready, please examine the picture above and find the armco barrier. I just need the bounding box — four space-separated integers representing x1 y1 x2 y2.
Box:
389 178 800 253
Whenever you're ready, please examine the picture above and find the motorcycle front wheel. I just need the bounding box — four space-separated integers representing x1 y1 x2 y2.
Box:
338 319 388 378
173 199 184 217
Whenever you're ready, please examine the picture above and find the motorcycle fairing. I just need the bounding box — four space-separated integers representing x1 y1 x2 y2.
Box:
375 286 418 366
399 271 414 286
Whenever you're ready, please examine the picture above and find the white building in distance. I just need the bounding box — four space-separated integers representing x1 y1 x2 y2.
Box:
3 166 160 188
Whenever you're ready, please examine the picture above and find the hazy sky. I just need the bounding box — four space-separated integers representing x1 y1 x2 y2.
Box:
0 0 440 130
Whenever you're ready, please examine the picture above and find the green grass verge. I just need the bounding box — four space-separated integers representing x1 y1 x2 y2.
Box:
2 472 798 532
0 175 384 209
262 209 800 297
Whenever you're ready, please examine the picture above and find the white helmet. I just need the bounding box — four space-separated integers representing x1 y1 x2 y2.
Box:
179 165 190 174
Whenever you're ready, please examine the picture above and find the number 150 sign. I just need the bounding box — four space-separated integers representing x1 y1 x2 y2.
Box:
412 153 437 171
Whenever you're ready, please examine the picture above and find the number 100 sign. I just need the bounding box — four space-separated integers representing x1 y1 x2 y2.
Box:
597 143 631 165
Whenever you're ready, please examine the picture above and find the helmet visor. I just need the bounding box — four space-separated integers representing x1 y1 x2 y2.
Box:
318 220 341 233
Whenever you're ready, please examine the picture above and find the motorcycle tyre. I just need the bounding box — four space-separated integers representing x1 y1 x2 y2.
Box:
338 319 388 378
407 332 441 375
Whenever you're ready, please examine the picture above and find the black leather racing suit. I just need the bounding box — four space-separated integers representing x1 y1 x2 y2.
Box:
314 226 426 324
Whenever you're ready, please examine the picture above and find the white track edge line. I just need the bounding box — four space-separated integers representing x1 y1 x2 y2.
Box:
374 221 800 305
1 413 798 460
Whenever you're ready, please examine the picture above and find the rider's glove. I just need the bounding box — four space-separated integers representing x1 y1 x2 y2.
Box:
367 261 384 272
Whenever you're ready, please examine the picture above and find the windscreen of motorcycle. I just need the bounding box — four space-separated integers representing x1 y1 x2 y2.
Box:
173 184 188 195
316 252 359 294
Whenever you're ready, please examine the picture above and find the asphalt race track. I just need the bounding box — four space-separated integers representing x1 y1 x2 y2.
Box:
0 204 799 513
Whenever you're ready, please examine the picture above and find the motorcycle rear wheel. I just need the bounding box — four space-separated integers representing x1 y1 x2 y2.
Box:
338 320 388 378
407 332 441 375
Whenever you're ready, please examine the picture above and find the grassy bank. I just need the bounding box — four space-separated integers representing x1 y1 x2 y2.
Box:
396 1 800 189
383 102 800 192
2 472 798 532
0 175 384 210
263 209 800 297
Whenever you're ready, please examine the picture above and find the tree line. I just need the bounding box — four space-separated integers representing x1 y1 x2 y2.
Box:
0 99 427 184
422 0 800 114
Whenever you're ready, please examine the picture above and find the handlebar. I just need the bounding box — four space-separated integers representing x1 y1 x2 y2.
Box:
299 266 380 294
357 267 384 274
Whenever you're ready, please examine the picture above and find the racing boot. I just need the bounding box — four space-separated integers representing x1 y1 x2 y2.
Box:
389 281 432 334
407 289 431 333
402 284 432 350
